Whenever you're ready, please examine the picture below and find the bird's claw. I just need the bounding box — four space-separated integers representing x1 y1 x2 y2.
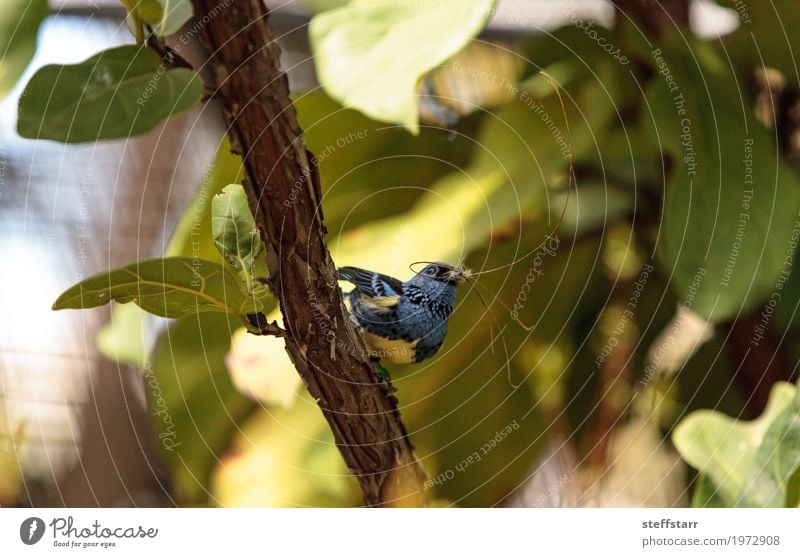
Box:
369 358 397 396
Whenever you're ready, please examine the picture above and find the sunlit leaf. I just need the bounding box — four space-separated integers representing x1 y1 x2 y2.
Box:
690 473 726 508
212 394 358 507
96 303 150 369
309 0 495 133
294 89 476 232
153 0 193 36
125 0 194 39
673 381 800 507
330 69 615 274
121 0 164 25
746 389 800 506
53 257 262 318
786 465 800 508
226 327 302 410
301 0 348 13
419 41 526 126
18 45 203 143
211 184 265 280
0 0 47 100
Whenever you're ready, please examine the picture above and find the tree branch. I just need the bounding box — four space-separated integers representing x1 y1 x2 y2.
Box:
189 0 428 507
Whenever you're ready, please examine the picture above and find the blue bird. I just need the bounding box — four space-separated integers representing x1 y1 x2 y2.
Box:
338 263 470 366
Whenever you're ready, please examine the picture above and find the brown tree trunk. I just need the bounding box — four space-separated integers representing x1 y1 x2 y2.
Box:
189 0 427 507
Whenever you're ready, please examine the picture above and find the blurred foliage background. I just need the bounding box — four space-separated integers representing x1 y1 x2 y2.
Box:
1 0 799 508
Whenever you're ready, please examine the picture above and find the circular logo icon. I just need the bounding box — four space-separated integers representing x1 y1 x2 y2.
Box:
20 517 45 545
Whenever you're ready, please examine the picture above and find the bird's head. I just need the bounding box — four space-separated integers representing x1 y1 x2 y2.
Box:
412 262 472 285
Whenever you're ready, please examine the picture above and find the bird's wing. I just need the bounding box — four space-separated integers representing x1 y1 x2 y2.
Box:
338 266 403 308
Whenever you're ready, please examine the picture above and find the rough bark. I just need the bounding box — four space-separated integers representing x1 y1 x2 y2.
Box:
189 0 427 507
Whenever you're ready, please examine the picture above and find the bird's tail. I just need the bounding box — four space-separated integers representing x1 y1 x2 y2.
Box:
336 266 360 283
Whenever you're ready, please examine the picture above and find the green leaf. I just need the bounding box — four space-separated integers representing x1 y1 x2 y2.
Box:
212 391 358 507
96 141 242 367
18 45 203 143
166 140 244 261
304 61 622 504
785 465 800 508
329 64 617 272
690 473 726 508
0 0 47 100
211 184 265 281
673 381 799 507
148 312 254 504
96 303 150 369
122 0 164 25
226 327 302 410
309 0 495 133
52 257 262 318
126 0 194 39
746 391 800 506
153 0 193 36
646 36 800 321
301 0 348 13
294 89 476 233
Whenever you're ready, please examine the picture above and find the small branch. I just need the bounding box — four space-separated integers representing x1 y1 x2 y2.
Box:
245 313 286 337
190 0 428 506
145 30 194 70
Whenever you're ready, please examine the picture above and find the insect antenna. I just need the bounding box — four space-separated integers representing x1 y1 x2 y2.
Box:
469 278 521 389
406 71 573 388
468 70 574 278
466 276 535 331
